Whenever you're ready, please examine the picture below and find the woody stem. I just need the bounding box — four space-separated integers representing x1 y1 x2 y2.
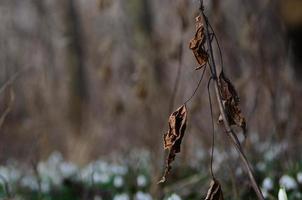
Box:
200 9 264 200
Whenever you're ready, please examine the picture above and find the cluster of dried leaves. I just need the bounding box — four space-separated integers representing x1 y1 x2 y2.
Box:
159 9 249 200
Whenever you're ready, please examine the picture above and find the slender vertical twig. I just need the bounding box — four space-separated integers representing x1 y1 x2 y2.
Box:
169 38 184 113
199 3 264 199
207 76 215 179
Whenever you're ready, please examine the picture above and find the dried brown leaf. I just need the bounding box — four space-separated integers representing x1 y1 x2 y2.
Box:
189 15 208 70
158 105 187 183
218 72 239 103
205 179 224 200
218 72 246 134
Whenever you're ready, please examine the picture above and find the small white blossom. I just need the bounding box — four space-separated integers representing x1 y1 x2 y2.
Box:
279 175 297 190
134 191 152 200
137 175 147 187
47 151 63 167
0 167 10 181
262 177 274 191
95 161 109 172
256 162 266 172
113 193 129 200
41 181 50 193
80 164 94 182
59 162 78 178
38 161 62 186
9 167 21 182
20 175 39 190
111 165 128 175
93 172 110 184
296 172 302 184
235 167 243 176
113 175 124 188
278 188 288 200
167 193 182 200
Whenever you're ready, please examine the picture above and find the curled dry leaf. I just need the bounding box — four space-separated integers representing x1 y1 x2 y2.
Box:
218 72 246 134
218 72 240 104
205 179 224 200
189 15 208 70
158 105 187 183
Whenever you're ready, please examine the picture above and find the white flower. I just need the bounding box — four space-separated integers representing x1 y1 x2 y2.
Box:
109 165 128 175
137 175 147 187
256 162 266 172
113 193 129 200
134 191 152 200
113 175 124 188
264 150 276 161
40 181 50 193
37 161 62 186
279 175 297 190
59 162 78 178
20 175 39 190
111 165 128 175
9 167 21 182
235 168 243 176
93 172 110 184
278 188 288 200
264 143 287 161
296 172 302 184
80 164 94 182
262 177 274 191
47 151 63 167
0 167 10 181
95 161 109 172
167 193 182 200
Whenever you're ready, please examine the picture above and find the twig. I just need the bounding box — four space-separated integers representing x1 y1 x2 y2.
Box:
163 174 207 195
0 90 15 130
169 37 184 113
200 5 264 200
206 76 215 179
184 65 207 105
0 71 21 95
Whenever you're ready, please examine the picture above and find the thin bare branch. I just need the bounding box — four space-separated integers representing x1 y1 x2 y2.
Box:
207 76 215 179
0 71 21 95
0 90 15 130
200 6 264 200
184 65 207 105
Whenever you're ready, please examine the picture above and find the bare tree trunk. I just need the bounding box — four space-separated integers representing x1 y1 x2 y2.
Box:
62 0 87 135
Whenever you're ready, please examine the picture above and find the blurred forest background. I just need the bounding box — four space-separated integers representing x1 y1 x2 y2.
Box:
0 0 302 199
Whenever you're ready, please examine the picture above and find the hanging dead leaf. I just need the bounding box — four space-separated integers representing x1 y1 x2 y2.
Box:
204 179 224 200
218 72 240 103
158 105 187 183
189 15 208 70
218 72 246 134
